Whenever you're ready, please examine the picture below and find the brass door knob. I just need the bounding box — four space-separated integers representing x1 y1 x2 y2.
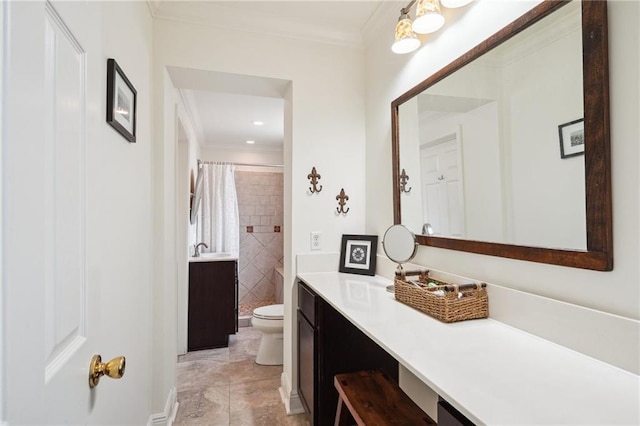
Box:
89 354 126 388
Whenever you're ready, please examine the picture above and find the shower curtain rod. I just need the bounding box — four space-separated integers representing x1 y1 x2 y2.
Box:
198 159 284 168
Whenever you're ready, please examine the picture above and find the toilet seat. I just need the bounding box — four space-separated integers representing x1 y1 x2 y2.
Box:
253 304 284 320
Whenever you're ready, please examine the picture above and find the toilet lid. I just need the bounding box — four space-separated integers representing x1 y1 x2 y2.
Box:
253 304 284 320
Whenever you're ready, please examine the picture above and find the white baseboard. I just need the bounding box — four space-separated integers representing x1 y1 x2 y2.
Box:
279 372 305 415
238 315 251 327
147 387 178 426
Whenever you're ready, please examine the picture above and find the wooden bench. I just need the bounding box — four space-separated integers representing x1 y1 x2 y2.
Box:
334 370 436 426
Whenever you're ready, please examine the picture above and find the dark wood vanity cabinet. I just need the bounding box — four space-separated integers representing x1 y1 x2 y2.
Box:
188 260 238 350
438 399 476 426
297 281 398 426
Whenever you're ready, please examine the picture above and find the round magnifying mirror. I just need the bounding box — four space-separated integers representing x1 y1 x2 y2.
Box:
382 224 418 292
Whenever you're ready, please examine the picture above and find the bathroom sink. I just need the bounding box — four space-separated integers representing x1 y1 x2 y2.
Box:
189 252 237 262
200 252 231 258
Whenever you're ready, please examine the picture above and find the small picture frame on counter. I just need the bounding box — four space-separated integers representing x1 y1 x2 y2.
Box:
339 234 378 276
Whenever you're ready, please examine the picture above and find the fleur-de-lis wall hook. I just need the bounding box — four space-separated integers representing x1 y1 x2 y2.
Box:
307 166 322 193
399 168 412 193
336 188 350 215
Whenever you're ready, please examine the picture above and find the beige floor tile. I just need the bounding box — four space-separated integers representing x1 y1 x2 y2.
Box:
178 347 230 363
174 385 230 425
175 327 308 426
229 377 282 412
228 359 282 384
177 359 231 392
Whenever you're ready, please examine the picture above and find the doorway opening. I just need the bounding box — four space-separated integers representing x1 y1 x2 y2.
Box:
167 67 290 355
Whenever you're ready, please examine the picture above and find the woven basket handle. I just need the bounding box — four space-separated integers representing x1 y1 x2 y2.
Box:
444 282 486 292
395 269 429 278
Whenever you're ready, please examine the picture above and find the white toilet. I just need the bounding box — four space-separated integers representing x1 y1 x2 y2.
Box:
251 304 284 365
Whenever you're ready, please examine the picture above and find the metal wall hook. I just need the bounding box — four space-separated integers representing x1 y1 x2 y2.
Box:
400 168 412 193
336 188 350 214
307 166 322 193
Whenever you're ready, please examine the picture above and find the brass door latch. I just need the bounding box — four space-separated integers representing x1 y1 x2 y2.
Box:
89 354 126 388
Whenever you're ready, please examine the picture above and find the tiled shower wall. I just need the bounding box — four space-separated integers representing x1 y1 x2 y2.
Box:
236 171 284 307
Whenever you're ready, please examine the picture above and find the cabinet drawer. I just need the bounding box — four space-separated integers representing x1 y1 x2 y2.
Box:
298 281 316 326
438 400 475 426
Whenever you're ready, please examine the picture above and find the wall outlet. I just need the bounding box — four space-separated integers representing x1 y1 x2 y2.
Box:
310 231 322 250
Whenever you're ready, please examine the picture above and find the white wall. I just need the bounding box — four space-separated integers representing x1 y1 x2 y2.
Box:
365 0 639 323
153 19 366 411
99 2 155 422
397 98 424 233
504 18 585 249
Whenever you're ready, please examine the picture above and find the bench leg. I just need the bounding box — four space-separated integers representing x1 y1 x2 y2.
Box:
334 396 352 426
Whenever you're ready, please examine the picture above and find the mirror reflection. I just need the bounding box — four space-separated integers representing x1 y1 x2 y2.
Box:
399 1 586 250
190 167 204 225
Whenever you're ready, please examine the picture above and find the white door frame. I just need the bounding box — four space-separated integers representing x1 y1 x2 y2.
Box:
175 114 190 355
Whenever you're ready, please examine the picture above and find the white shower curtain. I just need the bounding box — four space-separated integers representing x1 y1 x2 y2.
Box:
197 163 240 254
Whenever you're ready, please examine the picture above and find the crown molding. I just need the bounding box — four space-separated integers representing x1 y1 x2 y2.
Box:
149 2 365 48
362 1 404 47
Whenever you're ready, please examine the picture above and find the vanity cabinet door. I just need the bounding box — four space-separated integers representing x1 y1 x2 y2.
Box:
296 280 399 425
188 260 237 350
297 310 315 424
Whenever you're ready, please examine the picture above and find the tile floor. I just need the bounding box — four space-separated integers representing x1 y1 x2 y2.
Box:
174 327 308 425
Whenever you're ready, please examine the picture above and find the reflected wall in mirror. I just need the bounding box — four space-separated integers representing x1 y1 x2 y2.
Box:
190 166 204 225
392 0 612 271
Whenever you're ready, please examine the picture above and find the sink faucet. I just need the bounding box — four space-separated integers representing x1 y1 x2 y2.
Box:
194 242 208 257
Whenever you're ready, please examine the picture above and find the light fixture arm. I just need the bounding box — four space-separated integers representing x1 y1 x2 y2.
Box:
400 0 417 16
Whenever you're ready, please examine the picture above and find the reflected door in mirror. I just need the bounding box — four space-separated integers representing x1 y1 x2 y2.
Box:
420 136 465 238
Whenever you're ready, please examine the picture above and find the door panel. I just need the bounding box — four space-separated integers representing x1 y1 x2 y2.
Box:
43 1 88 379
421 138 465 237
2 1 149 423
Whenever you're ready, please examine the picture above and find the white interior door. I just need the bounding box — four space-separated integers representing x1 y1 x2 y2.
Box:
421 137 466 237
2 1 149 423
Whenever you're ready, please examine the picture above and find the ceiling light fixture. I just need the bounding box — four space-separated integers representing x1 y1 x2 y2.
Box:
440 0 473 8
413 0 445 34
246 140 255 144
391 9 420 54
391 0 474 54
252 121 264 126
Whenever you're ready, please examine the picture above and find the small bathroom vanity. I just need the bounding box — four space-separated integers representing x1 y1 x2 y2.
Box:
188 254 238 350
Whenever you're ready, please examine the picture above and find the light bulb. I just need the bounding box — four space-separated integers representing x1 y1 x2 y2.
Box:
413 0 445 34
392 17 420 54
441 0 473 8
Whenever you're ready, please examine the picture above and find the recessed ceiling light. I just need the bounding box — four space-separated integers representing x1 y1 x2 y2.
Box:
252 121 264 126
246 140 255 144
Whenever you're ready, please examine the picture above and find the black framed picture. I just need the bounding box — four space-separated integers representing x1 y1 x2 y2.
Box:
558 118 584 159
339 234 378 276
106 58 137 143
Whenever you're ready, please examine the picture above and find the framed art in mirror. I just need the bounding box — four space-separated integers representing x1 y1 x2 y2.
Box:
391 0 612 271
559 118 585 159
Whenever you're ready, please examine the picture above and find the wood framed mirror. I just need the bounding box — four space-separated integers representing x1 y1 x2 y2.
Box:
392 0 612 271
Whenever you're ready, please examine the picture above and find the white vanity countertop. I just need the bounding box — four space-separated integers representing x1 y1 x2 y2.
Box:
188 253 238 263
297 272 640 425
